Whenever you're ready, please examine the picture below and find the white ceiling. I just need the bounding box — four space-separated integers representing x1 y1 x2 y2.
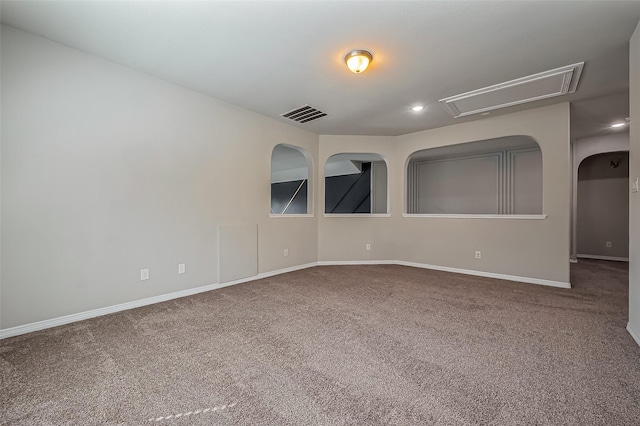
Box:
2 1 639 137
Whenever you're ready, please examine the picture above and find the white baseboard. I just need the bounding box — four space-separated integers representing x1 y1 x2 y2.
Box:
1 259 571 339
317 259 571 289
627 323 640 348
395 261 571 289
577 254 629 262
0 262 317 340
316 260 396 266
237 262 318 282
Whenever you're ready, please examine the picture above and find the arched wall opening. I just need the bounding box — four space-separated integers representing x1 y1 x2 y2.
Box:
570 132 630 260
405 135 543 215
270 144 313 215
324 153 388 215
576 151 630 261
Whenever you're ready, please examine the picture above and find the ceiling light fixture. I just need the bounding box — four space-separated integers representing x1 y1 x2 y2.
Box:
610 117 630 128
411 105 424 112
345 49 372 74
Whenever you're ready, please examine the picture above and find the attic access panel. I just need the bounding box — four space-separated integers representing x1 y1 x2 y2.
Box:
439 63 584 118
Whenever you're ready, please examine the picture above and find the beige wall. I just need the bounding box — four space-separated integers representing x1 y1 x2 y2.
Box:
317 136 397 262
398 104 570 283
320 104 571 284
629 20 640 344
2 25 574 332
0 26 319 329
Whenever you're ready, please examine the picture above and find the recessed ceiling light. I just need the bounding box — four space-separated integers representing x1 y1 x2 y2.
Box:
411 105 424 112
610 118 630 128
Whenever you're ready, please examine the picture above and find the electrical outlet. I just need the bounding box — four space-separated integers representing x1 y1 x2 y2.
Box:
475 251 482 259
366 243 371 251
606 241 612 248
178 263 186 274
140 268 150 280
284 248 289 257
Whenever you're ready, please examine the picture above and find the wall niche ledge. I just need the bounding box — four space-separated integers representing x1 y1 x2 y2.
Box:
401 214 547 219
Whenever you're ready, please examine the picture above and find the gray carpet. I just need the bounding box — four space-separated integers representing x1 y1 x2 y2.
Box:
1 260 639 425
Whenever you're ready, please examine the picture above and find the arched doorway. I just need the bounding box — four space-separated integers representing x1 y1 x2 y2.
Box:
576 151 629 261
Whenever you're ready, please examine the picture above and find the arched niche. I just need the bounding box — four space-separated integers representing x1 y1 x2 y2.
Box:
570 133 629 260
271 144 313 215
406 135 542 215
576 151 629 260
324 153 388 214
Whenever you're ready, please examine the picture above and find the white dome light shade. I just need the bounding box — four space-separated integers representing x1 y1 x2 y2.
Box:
345 50 372 74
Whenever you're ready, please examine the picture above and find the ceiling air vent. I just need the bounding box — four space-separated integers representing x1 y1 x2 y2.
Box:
280 105 327 124
439 62 584 118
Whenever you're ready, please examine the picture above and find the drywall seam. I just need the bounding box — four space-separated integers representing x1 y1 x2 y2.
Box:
627 323 640 348
0 262 317 339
